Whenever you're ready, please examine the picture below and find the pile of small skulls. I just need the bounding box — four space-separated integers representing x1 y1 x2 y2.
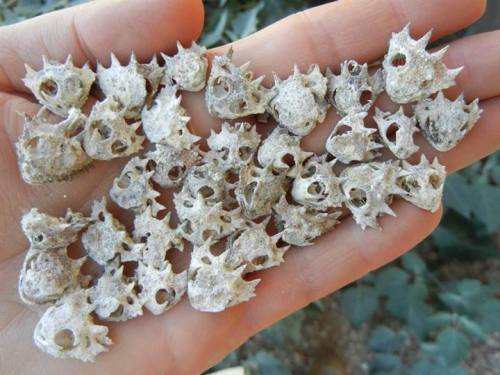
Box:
15 25 481 362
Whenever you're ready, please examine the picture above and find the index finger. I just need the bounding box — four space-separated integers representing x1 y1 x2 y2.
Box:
0 0 204 93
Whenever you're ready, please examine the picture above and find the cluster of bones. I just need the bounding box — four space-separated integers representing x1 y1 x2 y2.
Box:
16 25 481 362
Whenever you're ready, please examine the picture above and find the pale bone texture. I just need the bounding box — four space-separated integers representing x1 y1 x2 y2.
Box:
182 156 239 208
133 207 184 270
205 49 269 119
374 107 420 159
187 242 260 313
141 84 200 149
325 112 383 164
414 91 482 152
268 64 328 136
19 208 89 305
21 208 89 249
110 156 165 215
224 219 290 273
273 196 340 246
383 24 462 104
83 97 144 160
326 60 384 116
136 261 187 315
23 55 95 116
340 161 406 229
19 247 86 306
257 127 313 177
97 53 147 119
236 162 288 219
174 187 245 246
137 55 165 107
207 122 261 171
16 107 91 184
291 154 344 210
146 144 202 188
88 266 143 322
33 289 112 362
17 25 480 361
81 198 143 266
162 41 208 92
397 155 446 212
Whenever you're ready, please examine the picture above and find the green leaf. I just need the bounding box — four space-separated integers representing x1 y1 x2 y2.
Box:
374 266 409 296
443 173 475 218
262 309 305 346
246 352 289 375
371 353 402 372
368 326 407 353
410 360 470 375
438 292 468 314
427 312 455 331
435 327 470 365
456 279 492 305
431 211 497 259
339 285 379 327
401 252 427 275
443 163 500 234
457 316 486 340
201 9 228 47
439 279 494 315
477 299 500 333
385 279 431 337
229 1 264 39
471 183 500 233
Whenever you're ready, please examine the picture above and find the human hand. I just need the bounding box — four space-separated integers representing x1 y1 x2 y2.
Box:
0 0 498 373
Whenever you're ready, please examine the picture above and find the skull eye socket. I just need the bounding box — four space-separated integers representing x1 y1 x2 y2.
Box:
307 181 324 195
429 174 441 189
116 172 131 189
348 61 361 75
252 255 268 266
53 329 76 350
212 77 231 99
335 124 351 136
198 186 215 198
155 289 172 305
360 90 372 106
301 165 317 178
385 123 399 143
40 79 58 99
111 140 127 155
391 53 407 67
109 304 124 319
238 146 252 161
168 166 184 181
281 153 295 168
349 188 368 208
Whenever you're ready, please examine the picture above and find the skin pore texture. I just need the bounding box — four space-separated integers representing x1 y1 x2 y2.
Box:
0 0 499 373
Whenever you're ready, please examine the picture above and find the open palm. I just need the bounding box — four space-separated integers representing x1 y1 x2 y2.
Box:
0 0 498 373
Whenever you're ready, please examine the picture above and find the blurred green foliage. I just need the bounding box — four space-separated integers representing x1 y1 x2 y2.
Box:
1 1 499 374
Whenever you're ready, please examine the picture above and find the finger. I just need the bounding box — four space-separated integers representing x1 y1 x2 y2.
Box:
443 30 500 101
0 0 204 93
185 0 486 139
214 0 486 79
0 199 441 374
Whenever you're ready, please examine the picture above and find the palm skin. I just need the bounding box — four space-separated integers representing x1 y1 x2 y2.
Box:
0 0 499 373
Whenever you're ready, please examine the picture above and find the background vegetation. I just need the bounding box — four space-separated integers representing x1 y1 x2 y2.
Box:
1 1 498 374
